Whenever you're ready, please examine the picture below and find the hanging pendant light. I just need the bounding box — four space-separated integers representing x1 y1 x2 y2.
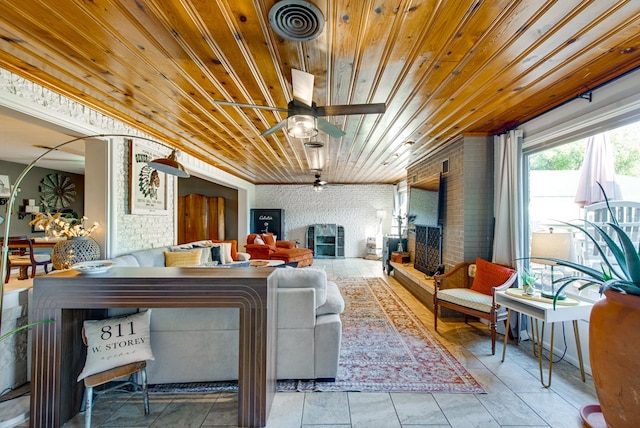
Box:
148 150 190 178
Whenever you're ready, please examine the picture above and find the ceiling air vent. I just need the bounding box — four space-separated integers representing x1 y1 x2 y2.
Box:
268 0 325 42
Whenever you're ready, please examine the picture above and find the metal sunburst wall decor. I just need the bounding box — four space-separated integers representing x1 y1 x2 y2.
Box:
40 173 76 210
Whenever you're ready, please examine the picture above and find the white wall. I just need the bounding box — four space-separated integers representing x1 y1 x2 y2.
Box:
255 184 394 258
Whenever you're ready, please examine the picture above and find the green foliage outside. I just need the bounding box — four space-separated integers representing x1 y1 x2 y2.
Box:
529 122 640 177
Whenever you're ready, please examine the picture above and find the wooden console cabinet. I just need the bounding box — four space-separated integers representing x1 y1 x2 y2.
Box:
31 268 277 427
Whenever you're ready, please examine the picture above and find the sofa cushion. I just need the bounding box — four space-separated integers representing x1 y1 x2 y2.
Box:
78 310 154 381
253 235 265 245
110 254 141 267
169 244 193 251
164 249 203 267
131 247 168 267
437 288 493 313
274 268 327 307
470 257 515 296
316 281 345 315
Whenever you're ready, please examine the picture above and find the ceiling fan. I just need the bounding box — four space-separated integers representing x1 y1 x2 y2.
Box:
211 69 386 138
312 172 328 192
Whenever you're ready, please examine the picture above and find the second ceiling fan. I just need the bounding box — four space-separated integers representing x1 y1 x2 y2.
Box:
212 69 386 138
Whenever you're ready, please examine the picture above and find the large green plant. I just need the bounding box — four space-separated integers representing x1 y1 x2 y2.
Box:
549 183 640 301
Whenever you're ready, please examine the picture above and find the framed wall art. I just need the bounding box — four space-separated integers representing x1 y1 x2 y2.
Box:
0 174 10 198
129 139 169 214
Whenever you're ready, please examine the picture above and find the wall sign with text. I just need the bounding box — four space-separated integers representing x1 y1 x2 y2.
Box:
129 139 169 214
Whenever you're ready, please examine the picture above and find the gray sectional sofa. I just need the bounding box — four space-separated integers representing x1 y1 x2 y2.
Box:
107 241 345 383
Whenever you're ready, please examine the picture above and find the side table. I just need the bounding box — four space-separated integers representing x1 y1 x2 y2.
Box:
496 289 593 387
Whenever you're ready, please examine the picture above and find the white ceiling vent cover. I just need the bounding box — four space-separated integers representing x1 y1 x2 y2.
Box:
268 0 325 42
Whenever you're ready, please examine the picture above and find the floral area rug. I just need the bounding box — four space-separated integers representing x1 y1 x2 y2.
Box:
150 277 484 394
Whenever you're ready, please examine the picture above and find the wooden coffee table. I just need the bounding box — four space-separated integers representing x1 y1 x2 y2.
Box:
250 259 284 267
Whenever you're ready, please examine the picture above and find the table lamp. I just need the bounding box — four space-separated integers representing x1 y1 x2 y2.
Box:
530 228 576 300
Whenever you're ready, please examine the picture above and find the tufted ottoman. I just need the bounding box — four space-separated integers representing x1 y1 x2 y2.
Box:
270 247 314 267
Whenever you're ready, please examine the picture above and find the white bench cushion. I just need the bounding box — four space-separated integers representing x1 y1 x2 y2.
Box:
437 288 492 313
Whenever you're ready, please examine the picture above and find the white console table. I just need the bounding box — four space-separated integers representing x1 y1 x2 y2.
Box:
496 289 593 387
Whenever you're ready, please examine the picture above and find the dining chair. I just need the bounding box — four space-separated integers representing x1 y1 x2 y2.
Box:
4 236 52 283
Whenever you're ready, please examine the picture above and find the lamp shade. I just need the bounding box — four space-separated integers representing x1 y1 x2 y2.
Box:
147 150 190 178
530 231 576 265
287 115 318 139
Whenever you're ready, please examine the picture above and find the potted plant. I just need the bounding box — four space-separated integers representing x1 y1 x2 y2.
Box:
520 269 538 295
544 184 639 428
29 212 101 269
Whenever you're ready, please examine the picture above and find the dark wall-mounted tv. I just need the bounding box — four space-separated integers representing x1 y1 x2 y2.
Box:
408 173 441 227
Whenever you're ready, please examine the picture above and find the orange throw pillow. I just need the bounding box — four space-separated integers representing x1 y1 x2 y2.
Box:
261 233 277 250
470 257 515 296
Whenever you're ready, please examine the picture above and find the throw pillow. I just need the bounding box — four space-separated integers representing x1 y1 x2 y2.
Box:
210 245 223 264
470 257 516 296
170 245 210 265
78 310 154 381
210 242 233 264
212 240 238 261
253 236 265 245
190 240 214 248
164 249 203 267
261 233 276 250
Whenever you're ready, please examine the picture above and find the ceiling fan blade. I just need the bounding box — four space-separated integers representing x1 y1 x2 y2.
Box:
292 69 314 107
211 99 289 113
260 118 288 136
316 103 386 116
317 117 346 138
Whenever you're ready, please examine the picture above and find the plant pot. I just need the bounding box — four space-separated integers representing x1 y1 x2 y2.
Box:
51 237 101 270
589 289 640 428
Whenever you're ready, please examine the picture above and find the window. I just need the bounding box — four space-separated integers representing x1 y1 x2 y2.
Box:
524 121 640 300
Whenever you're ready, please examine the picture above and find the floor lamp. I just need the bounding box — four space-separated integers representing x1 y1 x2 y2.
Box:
530 228 577 300
0 134 190 333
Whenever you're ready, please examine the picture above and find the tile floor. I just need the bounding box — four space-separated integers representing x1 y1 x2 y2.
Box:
5 258 597 427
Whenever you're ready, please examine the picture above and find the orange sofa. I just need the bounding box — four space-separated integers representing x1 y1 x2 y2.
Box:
245 233 314 267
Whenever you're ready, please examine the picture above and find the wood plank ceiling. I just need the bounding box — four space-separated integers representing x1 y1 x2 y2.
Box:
0 1 639 185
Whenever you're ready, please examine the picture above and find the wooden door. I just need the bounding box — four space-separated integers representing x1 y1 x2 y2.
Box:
207 196 225 241
178 194 225 244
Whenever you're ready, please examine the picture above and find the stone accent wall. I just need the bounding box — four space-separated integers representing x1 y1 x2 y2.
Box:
407 135 494 270
255 184 394 258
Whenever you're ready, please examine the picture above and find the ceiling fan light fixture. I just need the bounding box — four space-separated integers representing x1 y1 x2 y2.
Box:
313 182 324 192
148 150 190 178
287 114 318 139
304 141 324 148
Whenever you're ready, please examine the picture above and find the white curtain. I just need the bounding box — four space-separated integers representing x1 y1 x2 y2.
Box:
494 129 528 340
492 129 524 268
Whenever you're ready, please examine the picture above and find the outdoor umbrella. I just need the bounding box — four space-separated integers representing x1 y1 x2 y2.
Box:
574 132 620 207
